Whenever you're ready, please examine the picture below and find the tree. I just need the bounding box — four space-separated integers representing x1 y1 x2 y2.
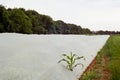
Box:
33 26 47 34
0 23 4 32
8 9 32 33
0 5 10 32
53 20 69 34
82 28 92 34
67 24 83 34
39 14 53 33
0 5 92 34
26 10 47 34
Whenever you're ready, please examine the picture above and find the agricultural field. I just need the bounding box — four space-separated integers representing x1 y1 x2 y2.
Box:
0 33 109 80
80 35 120 80
0 1 120 80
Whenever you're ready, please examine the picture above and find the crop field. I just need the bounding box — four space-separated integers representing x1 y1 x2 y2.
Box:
0 1 120 80
0 33 109 80
81 35 120 80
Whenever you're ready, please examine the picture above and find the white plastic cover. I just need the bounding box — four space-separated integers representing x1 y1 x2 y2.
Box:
0 33 109 80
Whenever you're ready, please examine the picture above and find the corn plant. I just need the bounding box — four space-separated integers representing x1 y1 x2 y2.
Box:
58 52 85 71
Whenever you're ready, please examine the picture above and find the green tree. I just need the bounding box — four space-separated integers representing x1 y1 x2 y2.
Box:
0 5 92 34
26 10 47 34
53 20 68 34
8 9 32 33
0 5 10 32
41 15 53 33
67 24 83 34
0 22 4 32
82 28 92 34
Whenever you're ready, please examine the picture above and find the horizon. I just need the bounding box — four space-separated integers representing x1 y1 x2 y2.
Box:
0 0 120 31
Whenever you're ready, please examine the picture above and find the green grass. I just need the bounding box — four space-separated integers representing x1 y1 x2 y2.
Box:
81 35 120 80
107 36 120 80
101 35 120 80
82 69 100 80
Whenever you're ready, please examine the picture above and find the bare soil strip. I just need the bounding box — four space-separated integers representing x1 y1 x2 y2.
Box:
80 54 110 80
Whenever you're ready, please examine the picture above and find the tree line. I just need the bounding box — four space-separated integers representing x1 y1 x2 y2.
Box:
93 30 120 35
0 5 92 34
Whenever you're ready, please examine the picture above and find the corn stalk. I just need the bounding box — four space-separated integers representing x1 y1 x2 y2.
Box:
58 52 85 71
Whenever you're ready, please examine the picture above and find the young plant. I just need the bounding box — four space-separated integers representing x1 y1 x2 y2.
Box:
58 52 85 71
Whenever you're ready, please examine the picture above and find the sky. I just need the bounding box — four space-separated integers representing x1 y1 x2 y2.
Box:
0 0 120 31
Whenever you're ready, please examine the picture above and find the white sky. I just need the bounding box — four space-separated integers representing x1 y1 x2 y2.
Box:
0 0 120 31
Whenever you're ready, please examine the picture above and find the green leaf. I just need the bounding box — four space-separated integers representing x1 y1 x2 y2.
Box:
58 52 85 71
73 63 84 69
58 58 70 64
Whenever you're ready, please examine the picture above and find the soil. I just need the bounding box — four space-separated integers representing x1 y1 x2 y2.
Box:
79 54 111 80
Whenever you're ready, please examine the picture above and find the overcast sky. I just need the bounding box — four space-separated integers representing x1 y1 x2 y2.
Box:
1 0 120 31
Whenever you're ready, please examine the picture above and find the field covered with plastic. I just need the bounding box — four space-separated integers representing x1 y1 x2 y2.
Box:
0 33 109 80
